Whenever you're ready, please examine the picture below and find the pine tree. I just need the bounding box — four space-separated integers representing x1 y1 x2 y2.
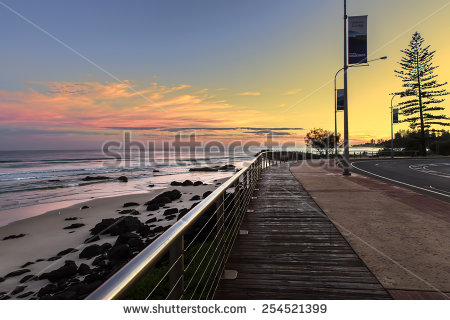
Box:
394 32 449 156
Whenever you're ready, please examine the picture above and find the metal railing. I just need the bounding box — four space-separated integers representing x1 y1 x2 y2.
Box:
87 152 276 300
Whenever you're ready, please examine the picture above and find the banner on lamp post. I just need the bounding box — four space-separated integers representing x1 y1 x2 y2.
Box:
348 16 368 65
393 108 399 124
336 89 345 111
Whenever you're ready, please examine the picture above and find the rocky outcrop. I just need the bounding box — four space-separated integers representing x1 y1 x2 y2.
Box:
82 176 110 181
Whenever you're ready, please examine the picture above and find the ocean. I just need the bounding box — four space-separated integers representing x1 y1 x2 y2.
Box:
0 149 254 226
0 146 383 227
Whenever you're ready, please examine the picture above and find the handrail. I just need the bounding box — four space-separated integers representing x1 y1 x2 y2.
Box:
86 152 270 300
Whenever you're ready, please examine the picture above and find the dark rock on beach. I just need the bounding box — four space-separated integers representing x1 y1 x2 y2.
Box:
123 202 139 207
146 217 157 224
20 274 35 283
153 169 160 172
118 209 140 215
118 176 128 182
165 215 177 221
5 269 30 278
114 232 139 246
177 208 190 221
219 164 235 171
190 202 200 209
151 226 164 233
190 195 201 201
79 244 102 259
37 284 58 297
84 235 100 244
84 273 101 284
145 190 182 209
182 180 193 186
77 263 91 275
3 234 26 241
101 242 112 252
163 208 178 216
189 167 219 172
17 291 34 298
81 205 90 210
92 255 107 267
193 181 203 186
189 164 235 172
40 261 77 282
90 216 143 236
166 190 182 200
64 217 78 221
146 203 159 211
115 233 144 250
108 244 133 261
21 262 34 268
148 184 155 187
82 176 110 181
203 191 212 198
11 286 26 295
137 225 152 237
58 248 77 257
0 277 4 283
171 180 198 186
47 256 61 262
63 223 85 230
148 196 171 206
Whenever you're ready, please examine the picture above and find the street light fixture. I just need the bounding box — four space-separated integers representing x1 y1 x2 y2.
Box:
334 56 387 157
390 93 399 158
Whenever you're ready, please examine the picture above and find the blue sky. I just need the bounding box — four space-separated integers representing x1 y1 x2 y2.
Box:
1 0 450 149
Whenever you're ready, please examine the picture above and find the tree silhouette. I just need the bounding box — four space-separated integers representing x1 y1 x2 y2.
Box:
304 128 340 157
394 32 449 156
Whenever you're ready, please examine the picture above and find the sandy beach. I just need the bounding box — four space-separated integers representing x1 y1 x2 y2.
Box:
0 178 225 300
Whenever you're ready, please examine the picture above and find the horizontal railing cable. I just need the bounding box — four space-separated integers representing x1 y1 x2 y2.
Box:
86 153 268 300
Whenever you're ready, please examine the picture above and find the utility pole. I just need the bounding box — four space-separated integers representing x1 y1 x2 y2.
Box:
343 0 350 175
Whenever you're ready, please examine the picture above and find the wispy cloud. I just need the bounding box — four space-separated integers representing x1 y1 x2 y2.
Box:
1 80 303 140
0 81 239 129
282 88 303 95
238 91 261 96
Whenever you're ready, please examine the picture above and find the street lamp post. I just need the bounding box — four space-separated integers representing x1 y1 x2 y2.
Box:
343 0 350 175
390 94 399 158
334 56 387 158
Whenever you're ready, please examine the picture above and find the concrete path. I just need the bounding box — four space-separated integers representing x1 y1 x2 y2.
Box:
290 160 450 299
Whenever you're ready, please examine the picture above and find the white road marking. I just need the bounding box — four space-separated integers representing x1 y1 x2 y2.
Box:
409 163 450 178
429 186 450 195
351 161 450 198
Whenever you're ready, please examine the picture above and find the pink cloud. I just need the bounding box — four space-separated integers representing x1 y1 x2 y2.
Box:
0 81 266 133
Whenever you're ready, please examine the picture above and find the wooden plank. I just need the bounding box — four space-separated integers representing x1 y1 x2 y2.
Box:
214 164 391 300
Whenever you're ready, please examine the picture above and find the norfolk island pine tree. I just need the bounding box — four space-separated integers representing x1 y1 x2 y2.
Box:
394 32 450 156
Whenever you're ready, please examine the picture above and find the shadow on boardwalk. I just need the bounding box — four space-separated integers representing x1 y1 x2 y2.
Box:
214 163 390 299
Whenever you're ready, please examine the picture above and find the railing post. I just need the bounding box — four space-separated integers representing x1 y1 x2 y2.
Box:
169 235 184 299
258 161 262 178
216 191 225 272
232 178 242 255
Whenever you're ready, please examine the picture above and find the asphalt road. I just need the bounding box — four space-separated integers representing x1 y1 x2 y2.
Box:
351 158 450 202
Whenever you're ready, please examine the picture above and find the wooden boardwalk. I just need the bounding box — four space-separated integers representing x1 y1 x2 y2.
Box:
214 164 391 299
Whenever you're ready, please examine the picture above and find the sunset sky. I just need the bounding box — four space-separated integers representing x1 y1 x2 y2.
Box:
1 0 450 150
